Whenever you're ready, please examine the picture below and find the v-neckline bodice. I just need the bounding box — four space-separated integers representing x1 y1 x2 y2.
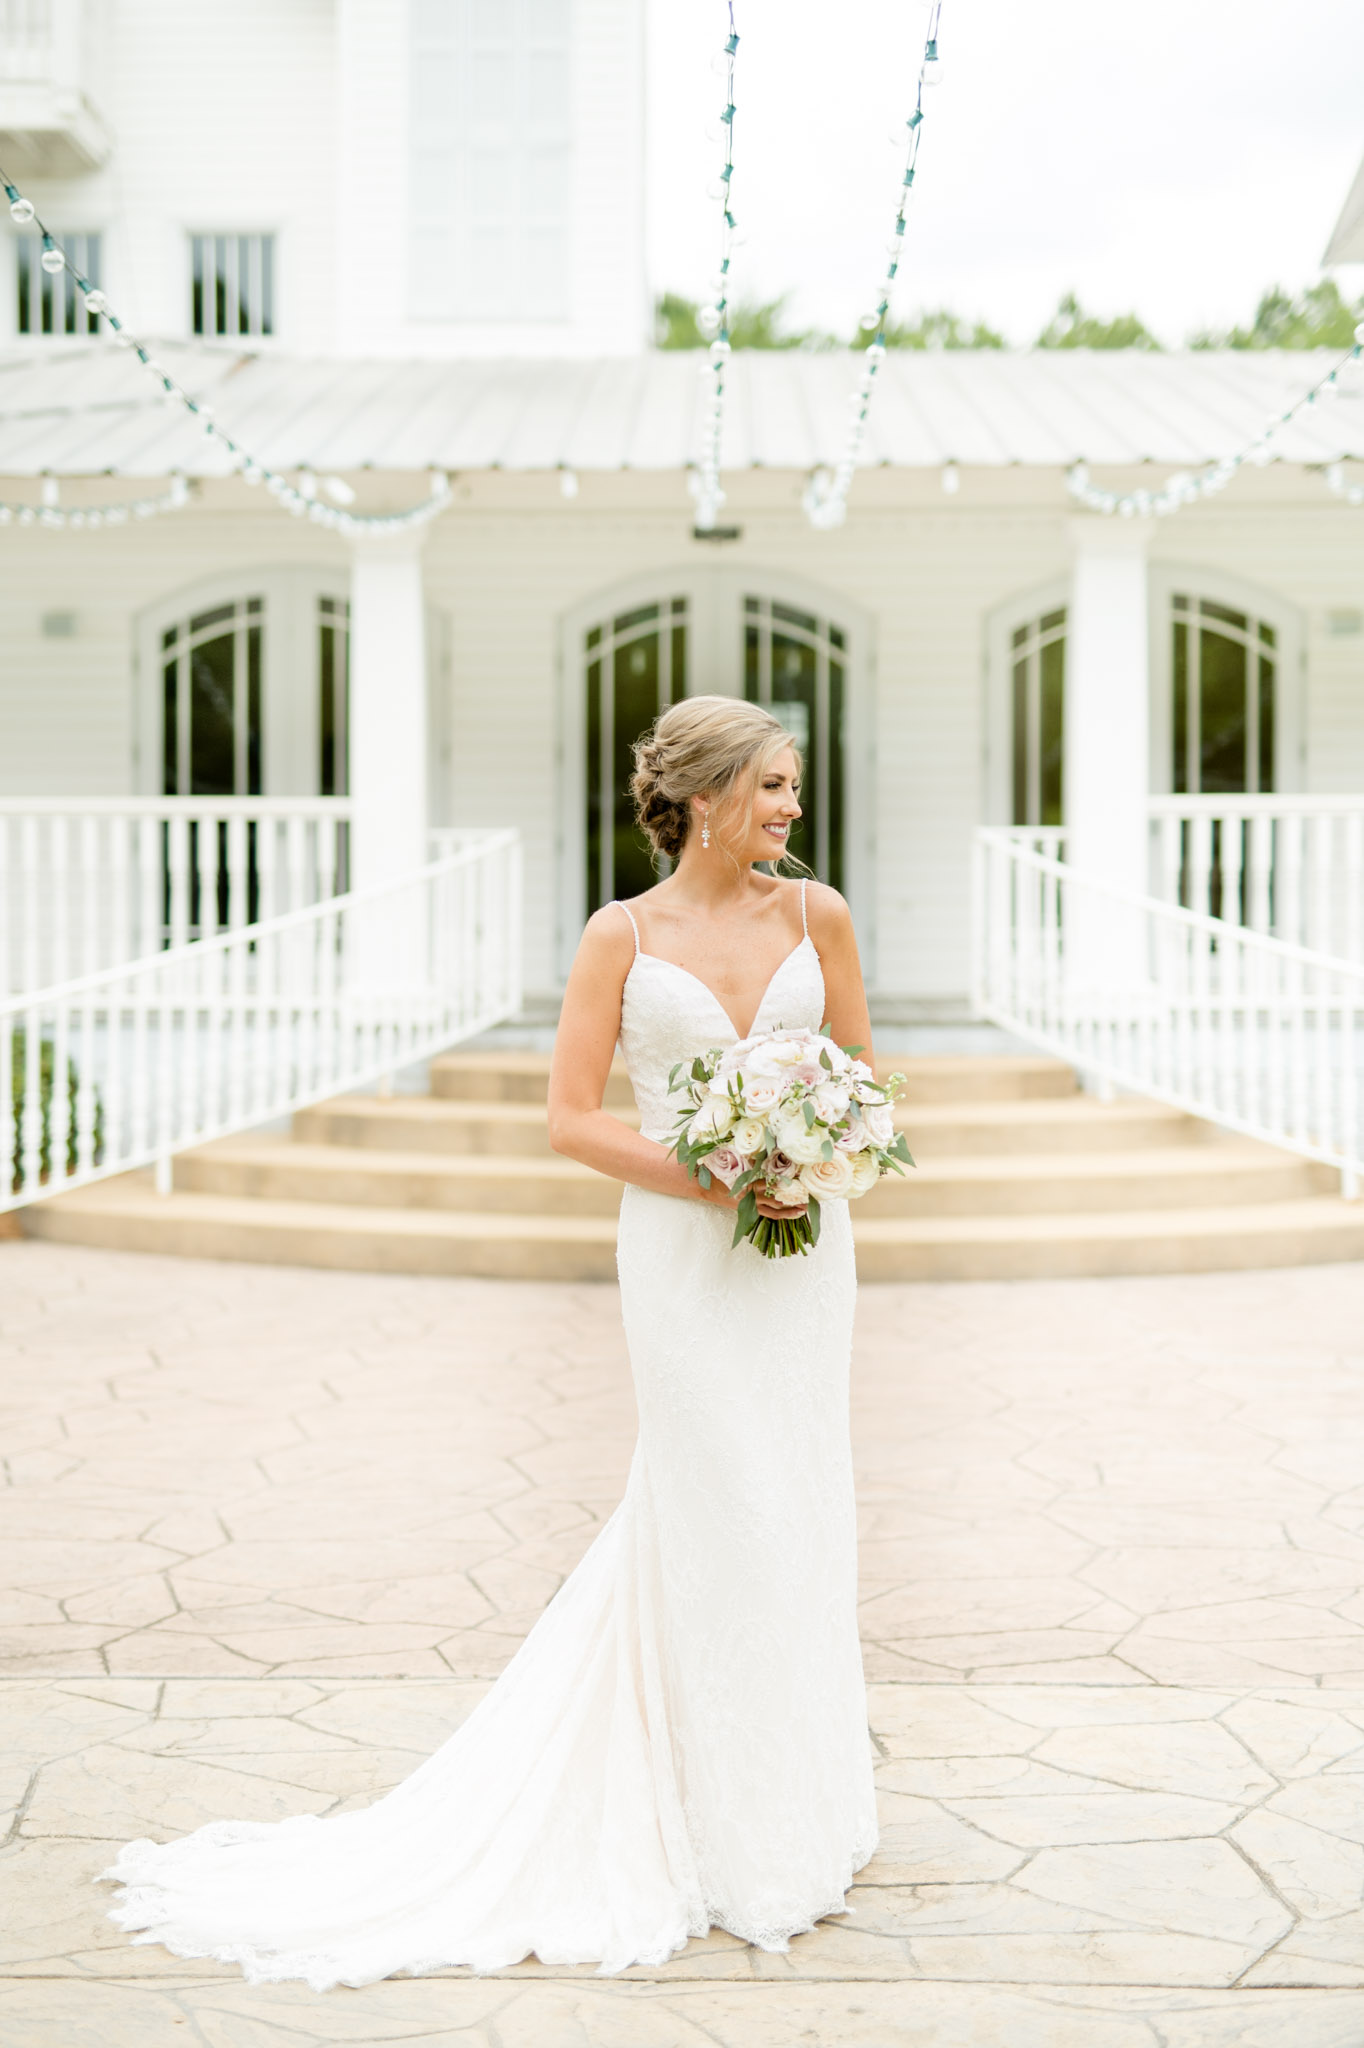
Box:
627 935 815 1044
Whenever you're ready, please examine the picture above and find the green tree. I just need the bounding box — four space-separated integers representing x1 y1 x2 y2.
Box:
852 308 1004 351
1035 291 1162 351
654 291 822 350
1189 279 1364 350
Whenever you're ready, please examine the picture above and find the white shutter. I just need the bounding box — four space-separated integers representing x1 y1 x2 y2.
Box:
410 0 572 323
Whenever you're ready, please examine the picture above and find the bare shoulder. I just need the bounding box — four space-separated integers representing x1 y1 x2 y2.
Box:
573 902 638 982
799 879 855 947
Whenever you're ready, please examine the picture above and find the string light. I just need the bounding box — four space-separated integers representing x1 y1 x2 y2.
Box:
2 170 452 539
0 477 191 528
1067 329 1364 519
804 2 944 531
690 4 739 533
1322 459 1364 508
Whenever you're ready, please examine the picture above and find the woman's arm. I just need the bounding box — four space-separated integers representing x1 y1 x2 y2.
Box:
547 908 734 1204
805 882 876 1069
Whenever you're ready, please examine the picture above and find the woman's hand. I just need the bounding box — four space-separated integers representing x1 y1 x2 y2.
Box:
694 1177 808 1222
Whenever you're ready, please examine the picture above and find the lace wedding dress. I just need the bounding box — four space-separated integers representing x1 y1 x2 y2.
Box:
100 882 877 1988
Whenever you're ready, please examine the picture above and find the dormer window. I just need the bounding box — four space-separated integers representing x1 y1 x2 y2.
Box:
191 234 275 337
17 231 102 335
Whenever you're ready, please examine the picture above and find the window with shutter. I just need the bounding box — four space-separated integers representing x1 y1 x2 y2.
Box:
410 0 572 323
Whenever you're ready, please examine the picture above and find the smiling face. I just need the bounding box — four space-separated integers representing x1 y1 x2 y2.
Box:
703 744 802 866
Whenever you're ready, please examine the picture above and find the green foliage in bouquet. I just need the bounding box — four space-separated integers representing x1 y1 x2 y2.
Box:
9 1030 104 1194
666 1025 914 1261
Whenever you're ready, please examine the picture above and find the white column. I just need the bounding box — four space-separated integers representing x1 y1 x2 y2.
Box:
348 530 429 895
1064 517 1152 897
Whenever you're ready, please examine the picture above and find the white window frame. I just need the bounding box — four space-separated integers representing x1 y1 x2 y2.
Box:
1148 564 1304 796
134 568 350 797
556 565 875 983
983 578 1070 827
188 231 278 340
409 0 574 325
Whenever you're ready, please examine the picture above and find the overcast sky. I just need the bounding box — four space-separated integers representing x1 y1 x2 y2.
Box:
645 0 1364 346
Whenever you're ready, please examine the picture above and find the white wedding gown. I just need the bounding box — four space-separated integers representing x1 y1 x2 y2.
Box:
100 887 877 1987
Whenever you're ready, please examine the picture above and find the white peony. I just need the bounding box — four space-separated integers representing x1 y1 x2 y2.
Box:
688 1098 734 1144
812 1081 851 1122
799 1151 856 1200
848 1148 883 1195
730 1115 768 1158
773 1115 826 1166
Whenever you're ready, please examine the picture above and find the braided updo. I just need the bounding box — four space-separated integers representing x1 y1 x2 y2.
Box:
630 695 801 861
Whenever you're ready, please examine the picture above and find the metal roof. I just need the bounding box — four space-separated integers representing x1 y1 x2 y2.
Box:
0 340 1361 477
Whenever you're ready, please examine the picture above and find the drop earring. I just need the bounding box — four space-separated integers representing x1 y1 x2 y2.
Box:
701 814 711 849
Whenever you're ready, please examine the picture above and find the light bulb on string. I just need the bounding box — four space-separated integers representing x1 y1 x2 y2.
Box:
8 195 33 225
40 240 65 275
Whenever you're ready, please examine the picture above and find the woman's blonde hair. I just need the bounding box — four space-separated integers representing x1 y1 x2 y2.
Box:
630 695 802 862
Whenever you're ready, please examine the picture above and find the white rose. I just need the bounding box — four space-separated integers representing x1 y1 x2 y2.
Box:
848 1148 883 1195
812 1082 851 1122
862 1101 895 1146
741 1075 783 1117
799 1152 856 1200
774 1118 826 1166
730 1115 768 1158
767 1038 808 1067
688 1099 734 1144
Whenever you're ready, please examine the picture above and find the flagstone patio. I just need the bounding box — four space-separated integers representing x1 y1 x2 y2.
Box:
4 1242 1364 2046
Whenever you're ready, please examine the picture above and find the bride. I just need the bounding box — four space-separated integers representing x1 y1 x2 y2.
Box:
100 694 878 1987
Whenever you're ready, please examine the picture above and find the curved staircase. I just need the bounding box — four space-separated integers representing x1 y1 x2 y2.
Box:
22 1052 1364 1280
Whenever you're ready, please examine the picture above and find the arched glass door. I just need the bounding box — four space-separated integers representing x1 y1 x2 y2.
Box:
571 576 863 957
1171 593 1276 795
583 597 689 910
742 596 846 890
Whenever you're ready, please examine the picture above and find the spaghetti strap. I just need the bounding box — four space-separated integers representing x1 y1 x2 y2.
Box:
614 899 641 957
799 878 809 939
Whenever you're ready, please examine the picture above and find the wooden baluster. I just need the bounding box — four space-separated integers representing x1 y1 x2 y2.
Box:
1279 813 1303 950
1247 814 1273 935
1189 814 1212 921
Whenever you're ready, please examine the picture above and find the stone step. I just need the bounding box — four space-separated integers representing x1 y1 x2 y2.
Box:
291 1095 636 1158
430 1049 1077 1107
178 1135 1331 1221
851 1198 1364 1282
26 1176 1364 1283
295 1090 1192 1162
859 1142 1336 1218
430 1052 638 1107
176 1138 624 1216
24 1178 622 1282
900 1096 1202 1158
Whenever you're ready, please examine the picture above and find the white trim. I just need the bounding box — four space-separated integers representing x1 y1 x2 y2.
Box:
983 577 1069 828
1148 562 1305 797
555 563 875 984
135 566 350 798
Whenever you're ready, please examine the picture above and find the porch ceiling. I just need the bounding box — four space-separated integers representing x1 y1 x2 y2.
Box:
1 340 1362 477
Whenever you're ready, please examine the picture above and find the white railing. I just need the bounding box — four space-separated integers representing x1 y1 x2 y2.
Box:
974 827 1364 1196
2 829 522 1212
1149 796 1364 962
0 798 353 994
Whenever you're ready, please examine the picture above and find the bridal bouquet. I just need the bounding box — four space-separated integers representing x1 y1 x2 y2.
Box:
666 1025 913 1258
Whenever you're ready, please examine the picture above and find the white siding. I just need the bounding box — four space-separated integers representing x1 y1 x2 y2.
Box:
5 477 1364 1004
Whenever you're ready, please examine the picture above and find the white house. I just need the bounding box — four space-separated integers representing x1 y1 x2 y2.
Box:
1 1 1363 1028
